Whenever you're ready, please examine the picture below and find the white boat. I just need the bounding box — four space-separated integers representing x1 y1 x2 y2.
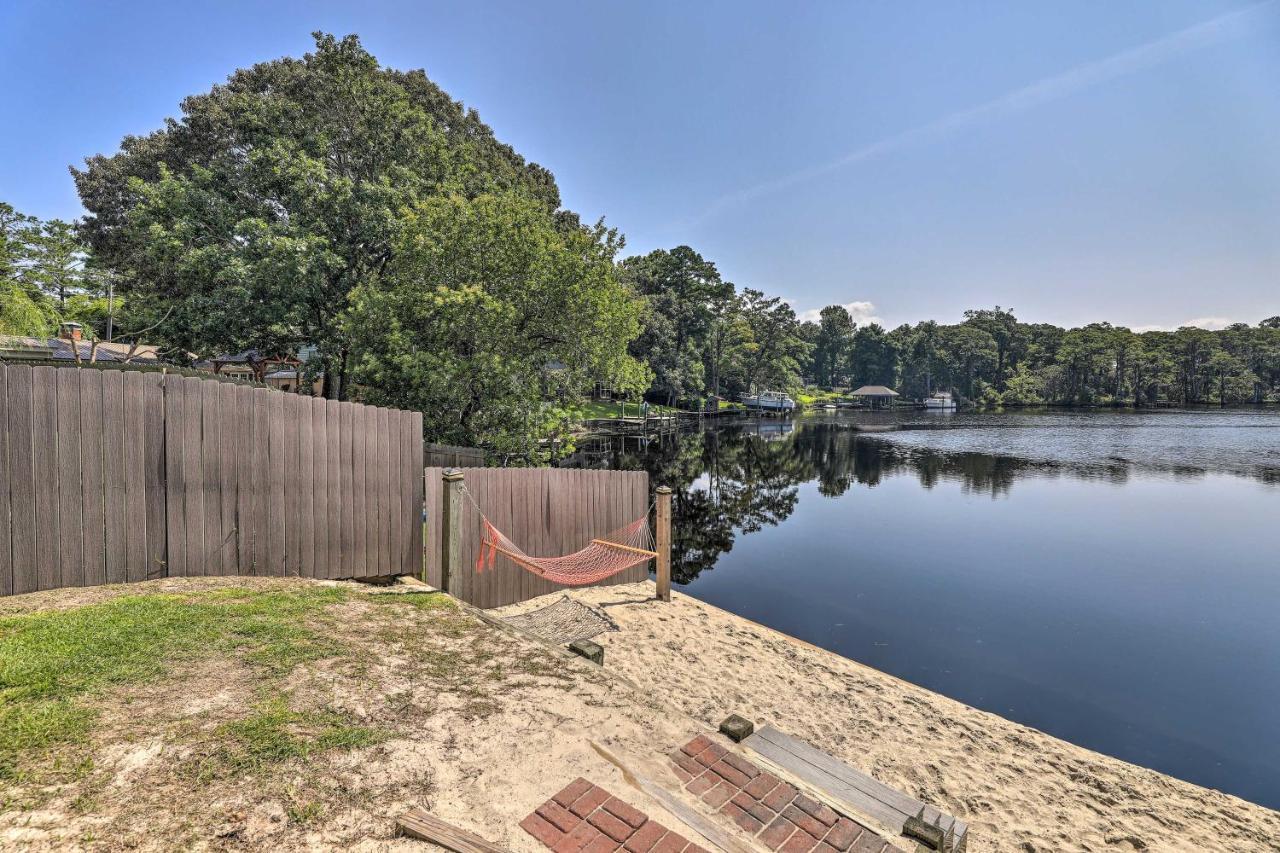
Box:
924 390 957 410
741 390 796 413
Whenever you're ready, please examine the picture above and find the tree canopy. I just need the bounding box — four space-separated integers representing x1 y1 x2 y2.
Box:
73 32 562 398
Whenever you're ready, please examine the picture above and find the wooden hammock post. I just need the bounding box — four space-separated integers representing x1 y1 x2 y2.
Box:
441 468 465 594
655 486 672 601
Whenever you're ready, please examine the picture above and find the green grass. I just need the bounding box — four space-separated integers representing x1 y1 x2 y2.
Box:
195 696 385 781
573 399 678 420
0 586 351 781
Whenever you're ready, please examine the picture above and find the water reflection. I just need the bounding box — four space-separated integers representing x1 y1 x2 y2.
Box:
565 420 1172 584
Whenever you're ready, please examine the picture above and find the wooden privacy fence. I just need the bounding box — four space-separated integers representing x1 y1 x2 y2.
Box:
0 364 423 596
423 467 658 608
424 442 485 468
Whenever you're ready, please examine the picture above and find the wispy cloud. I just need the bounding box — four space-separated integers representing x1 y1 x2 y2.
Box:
796 300 882 326
683 1 1276 228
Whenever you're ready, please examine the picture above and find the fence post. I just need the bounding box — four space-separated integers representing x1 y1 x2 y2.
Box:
655 485 672 602
441 469 465 594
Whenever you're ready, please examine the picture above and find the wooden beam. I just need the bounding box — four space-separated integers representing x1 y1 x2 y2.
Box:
394 807 510 853
590 539 659 558
655 486 672 601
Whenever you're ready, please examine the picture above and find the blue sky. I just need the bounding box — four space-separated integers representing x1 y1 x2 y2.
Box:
2 1 1278 330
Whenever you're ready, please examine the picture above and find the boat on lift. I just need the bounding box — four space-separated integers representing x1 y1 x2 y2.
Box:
923 390 957 410
741 390 796 415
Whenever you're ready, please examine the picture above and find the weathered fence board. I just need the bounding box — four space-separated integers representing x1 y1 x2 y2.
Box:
423 466 651 609
0 364 423 596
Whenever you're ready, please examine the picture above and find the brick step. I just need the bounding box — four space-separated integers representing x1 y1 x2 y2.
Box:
670 735 904 853
522 778 712 853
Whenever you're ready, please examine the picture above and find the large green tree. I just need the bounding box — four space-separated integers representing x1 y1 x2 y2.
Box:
347 192 646 457
74 33 560 399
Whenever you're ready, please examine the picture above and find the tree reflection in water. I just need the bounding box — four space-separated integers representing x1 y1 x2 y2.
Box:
560 420 1144 584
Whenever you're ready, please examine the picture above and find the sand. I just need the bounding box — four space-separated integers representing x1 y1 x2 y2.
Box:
498 583 1280 853
4 576 1276 852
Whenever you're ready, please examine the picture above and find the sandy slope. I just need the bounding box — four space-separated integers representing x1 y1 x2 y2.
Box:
505 583 1280 853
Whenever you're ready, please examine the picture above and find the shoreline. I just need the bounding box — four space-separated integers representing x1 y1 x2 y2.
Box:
497 582 1280 853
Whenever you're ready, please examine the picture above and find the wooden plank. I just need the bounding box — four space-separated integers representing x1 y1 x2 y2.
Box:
233 385 255 574
181 377 206 576
339 402 355 578
741 725 966 845
122 373 149 583
374 407 389 576
409 413 423 580
55 368 83 588
198 377 222 577
5 367 36 594
422 466 441 587
350 403 367 576
311 397 330 579
281 394 301 577
101 371 127 584
325 398 342 578
385 408 402 578
266 391 286 576
296 394 315 579
213 381 238 576
362 404 379 578
394 807 510 853
248 389 270 573
142 374 166 580
0 368 10 597
31 367 59 591
164 375 187 577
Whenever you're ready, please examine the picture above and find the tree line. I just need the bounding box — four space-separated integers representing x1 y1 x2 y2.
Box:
3 33 1276 461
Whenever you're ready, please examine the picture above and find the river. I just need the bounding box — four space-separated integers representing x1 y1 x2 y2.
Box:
563 408 1280 809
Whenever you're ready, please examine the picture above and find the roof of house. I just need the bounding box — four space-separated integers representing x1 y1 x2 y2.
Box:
850 385 899 397
0 335 162 364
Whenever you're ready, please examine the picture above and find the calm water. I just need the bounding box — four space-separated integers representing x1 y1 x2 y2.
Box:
563 409 1280 809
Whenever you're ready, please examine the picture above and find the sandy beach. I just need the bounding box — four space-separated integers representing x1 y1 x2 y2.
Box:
498 582 1280 853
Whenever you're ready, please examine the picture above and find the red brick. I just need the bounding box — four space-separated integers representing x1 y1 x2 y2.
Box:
781 828 820 853
569 786 611 818
685 773 716 796
782 805 828 840
652 832 688 853
693 743 727 767
672 765 693 784
624 820 667 853
686 845 710 853
521 812 566 849
670 750 704 776
538 801 582 834
581 833 620 853
681 735 712 756
760 817 798 851
553 778 594 808
709 760 751 788
721 752 760 779
814 844 839 853
588 809 634 843
792 793 838 827
554 822 603 853
849 834 886 853
603 797 647 830
762 781 798 811
700 779 735 809
744 772 781 800
822 818 862 851
721 801 764 835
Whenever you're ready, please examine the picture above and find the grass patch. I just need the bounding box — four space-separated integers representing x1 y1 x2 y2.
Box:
0 586 350 781
194 696 385 781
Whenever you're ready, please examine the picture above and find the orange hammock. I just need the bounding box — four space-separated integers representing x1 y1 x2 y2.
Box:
476 514 657 586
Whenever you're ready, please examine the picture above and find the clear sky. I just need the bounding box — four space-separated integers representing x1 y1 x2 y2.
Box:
2 1 1278 330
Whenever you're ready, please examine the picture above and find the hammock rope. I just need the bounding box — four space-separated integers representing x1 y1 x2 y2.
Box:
464 486 657 586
